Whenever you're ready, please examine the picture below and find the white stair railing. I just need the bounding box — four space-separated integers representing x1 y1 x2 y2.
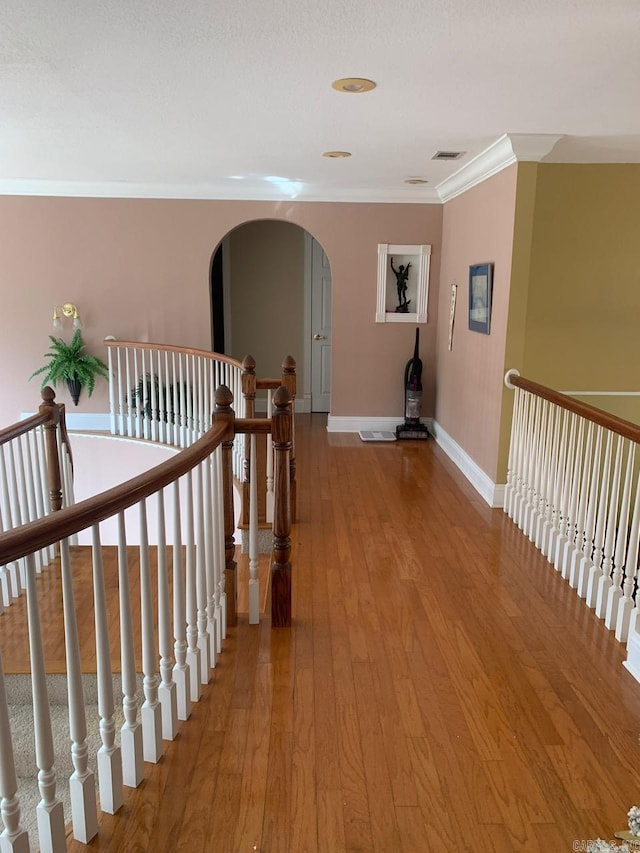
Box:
0 380 293 849
504 370 640 669
105 340 246 478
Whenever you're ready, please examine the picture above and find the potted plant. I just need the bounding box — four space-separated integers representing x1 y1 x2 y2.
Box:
30 329 109 405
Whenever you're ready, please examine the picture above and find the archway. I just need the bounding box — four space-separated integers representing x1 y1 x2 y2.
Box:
209 220 332 414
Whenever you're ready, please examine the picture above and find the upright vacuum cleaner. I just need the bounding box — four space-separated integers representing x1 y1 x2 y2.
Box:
396 328 430 440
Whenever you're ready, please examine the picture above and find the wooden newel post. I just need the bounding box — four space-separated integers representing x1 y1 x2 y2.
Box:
39 386 63 512
214 385 238 627
281 356 297 524
271 385 292 627
241 355 256 528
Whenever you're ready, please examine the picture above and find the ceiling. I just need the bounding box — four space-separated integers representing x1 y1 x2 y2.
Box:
2 0 640 203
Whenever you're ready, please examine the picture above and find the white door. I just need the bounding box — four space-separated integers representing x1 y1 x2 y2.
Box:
311 238 332 412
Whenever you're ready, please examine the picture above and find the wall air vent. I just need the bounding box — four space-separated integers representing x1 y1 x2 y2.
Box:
432 150 465 160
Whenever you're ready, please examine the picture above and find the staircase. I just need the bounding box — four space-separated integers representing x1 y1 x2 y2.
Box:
5 674 141 847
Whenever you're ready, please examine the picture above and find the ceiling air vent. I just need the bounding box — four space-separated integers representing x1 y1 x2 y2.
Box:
432 150 465 161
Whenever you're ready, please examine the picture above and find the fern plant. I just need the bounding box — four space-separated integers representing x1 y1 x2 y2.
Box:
30 329 109 405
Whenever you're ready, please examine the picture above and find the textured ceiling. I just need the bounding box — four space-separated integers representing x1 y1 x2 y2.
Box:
2 0 640 202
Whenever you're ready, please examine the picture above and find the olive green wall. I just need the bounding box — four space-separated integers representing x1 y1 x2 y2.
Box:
522 164 640 391
497 163 640 481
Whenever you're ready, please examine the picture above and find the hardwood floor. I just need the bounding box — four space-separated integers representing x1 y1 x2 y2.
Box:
4 414 640 851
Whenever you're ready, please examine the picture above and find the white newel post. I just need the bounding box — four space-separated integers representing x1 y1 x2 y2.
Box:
60 540 98 844
91 525 123 814
156 489 178 741
138 500 163 763
25 552 66 853
117 513 144 788
0 650 29 853
172 480 191 721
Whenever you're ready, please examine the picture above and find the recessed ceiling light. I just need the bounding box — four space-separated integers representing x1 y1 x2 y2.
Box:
332 78 376 93
322 150 352 158
405 177 429 185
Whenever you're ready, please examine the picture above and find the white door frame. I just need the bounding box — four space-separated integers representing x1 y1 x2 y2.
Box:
303 232 313 413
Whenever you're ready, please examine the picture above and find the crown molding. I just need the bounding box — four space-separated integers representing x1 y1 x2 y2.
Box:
0 179 441 205
436 133 563 203
0 134 564 205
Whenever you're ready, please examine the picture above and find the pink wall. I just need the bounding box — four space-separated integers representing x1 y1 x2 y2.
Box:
435 167 518 480
0 197 441 426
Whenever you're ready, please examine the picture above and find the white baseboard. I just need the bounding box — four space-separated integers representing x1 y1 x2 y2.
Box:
431 421 504 508
327 415 431 433
22 411 112 431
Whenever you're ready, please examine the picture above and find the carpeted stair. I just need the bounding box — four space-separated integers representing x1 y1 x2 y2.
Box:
4 673 141 850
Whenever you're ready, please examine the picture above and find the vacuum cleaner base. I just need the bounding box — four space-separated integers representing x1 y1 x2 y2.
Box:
396 423 430 440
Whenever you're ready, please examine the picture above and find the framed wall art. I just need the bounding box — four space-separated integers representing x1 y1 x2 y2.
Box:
468 262 493 334
376 244 431 323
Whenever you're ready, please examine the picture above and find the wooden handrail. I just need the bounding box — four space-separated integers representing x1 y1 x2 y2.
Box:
0 411 48 446
104 338 244 370
506 370 640 443
0 420 226 566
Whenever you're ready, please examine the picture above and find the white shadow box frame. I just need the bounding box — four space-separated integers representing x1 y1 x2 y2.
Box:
376 244 431 323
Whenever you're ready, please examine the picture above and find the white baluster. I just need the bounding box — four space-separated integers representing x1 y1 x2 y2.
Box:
215 446 226 643
578 426 603 598
157 350 166 445
521 394 539 533
25 552 66 853
527 398 547 541
107 345 116 435
504 386 522 519
0 650 29 852
148 349 157 443
116 346 125 436
133 349 142 439
513 391 531 529
249 433 260 624
595 435 624 617
204 455 218 667
553 412 577 571
539 405 560 555
125 347 134 438
545 408 568 559
560 416 584 577
569 421 594 588
117 512 143 788
586 431 613 608
195 463 211 682
91 525 123 814
141 349 149 441
266 390 275 524
59 539 97 843
184 472 201 701
156 489 178 740
618 471 640 643
172 480 191 721
179 354 187 449
138 500 162 763
605 442 635 629
0 447 20 601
